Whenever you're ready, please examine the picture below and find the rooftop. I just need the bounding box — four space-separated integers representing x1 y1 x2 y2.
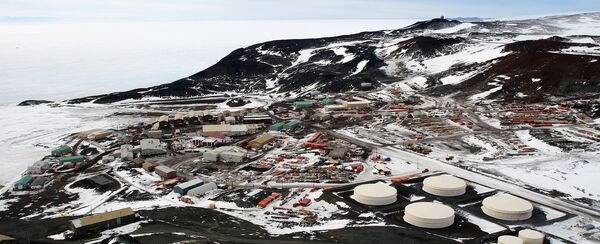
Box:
71 208 135 228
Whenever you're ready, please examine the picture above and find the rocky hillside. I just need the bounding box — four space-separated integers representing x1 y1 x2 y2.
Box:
67 13 600 104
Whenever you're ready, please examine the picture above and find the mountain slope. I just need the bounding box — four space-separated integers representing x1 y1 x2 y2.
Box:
67 13 600 104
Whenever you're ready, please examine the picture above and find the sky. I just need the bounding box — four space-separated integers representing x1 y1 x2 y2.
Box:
1 0 599 21
0 1 599 103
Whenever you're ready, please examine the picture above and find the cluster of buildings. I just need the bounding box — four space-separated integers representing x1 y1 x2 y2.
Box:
15 144 91 191
497 104 577 126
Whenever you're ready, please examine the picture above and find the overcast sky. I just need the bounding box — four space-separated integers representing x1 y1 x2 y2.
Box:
2 0 600 21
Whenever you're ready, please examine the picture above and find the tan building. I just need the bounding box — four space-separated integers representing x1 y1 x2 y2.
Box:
70 208 136 236
248 134 274 149
142 162 155 172
324 105 347 112
201 124 231 136
341 100 370 110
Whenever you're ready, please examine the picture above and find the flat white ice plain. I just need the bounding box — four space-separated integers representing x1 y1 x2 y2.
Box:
0 19 420 103
0 103 154 185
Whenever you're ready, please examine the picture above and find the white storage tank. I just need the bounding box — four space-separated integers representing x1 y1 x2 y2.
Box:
518 229 544 244
422 174 467 197
482 194 533 221
351 183 397 206
497 235 523 244
403 202 455 229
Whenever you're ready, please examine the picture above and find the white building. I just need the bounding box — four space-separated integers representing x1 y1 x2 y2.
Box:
224 116 236 124
219 151 246 163
120 144 134 160
28 161 50 174
202 146 247 163
140 139 166 156
187 182 218 198
230 124 249 136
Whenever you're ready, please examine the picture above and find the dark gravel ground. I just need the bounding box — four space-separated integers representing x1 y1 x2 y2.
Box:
0 205 454 244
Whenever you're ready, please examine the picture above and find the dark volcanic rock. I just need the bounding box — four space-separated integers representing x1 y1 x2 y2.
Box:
17 100 54 106
65 13 600 104
430 52 600 101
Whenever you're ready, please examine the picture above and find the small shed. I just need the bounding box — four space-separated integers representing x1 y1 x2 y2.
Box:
30 176 47 190
142 162 155 172
284 120 301 130
270 122 286 131
293 100 313 109
59 155 86 164
155 165 177 179
51 145 72 157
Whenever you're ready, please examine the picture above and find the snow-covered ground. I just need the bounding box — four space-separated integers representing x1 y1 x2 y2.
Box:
0 104 154 185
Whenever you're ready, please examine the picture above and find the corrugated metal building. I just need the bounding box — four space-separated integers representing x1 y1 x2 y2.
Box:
270 122 286 131
59 155 86 164
248 134 274 150
242 113 272 124
14 175 34 190
284 120 301 130
174 179 204 195
51 145 72 157
293 100 313 109
187 182 218 198
203 146 247 163
202 124 232 136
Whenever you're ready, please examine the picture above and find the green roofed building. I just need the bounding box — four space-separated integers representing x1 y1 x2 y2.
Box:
14 175 34 190
284 120 301 130
322 98 335 105
270 122 286 131
51 145 72 157
59 155 86 164
293 100 313 109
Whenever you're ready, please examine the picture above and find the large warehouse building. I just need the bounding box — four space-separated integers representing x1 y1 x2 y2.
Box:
174 179 204 195
482 194 533 221
403 202 455 229
187 182 218 198
351 183 397 206
248 134 274 150
422 174 467 197
70 208 136 236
